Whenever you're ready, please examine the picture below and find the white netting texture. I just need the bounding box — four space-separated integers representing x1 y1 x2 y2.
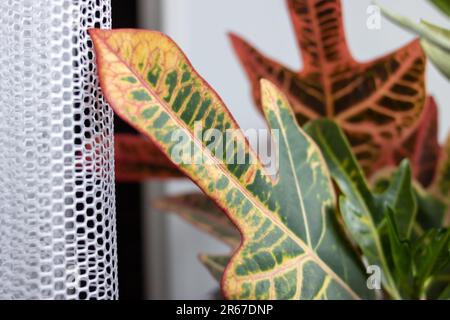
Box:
0 0 117 299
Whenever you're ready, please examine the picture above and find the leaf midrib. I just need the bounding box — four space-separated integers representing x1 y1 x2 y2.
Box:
98 34 360 299
262 101 358 297
271 107 312 247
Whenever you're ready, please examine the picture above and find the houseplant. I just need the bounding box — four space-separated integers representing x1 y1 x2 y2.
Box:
89 0 450 297
91 0 450 299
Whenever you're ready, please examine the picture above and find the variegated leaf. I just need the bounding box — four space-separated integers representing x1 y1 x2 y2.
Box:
374 97 440 188
154 192 240 248
90 28 373 299
385 207 413 298
230 0 426 175
115 133 184 181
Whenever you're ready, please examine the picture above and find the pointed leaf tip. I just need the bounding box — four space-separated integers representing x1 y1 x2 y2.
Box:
231 0 426 176
260 79 281 110
92 28 374 300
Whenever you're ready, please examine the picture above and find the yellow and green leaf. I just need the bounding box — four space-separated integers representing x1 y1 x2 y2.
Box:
90 28 373 299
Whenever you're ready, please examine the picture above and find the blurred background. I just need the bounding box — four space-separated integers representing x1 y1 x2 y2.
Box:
111 0 450 299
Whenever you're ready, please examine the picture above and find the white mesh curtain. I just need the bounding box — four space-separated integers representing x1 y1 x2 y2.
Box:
0 0 117 299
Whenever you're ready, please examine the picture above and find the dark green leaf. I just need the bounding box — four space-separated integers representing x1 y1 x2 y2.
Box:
370 169 443 237
306 119 402 299
415 186 448 230
439 283 450 299
413 229 450 292
379 161 417 240
154 193 240 249
92 24 374 301
385 207 413 298
380 4 450 79
430 134 450 222
380 5 450 52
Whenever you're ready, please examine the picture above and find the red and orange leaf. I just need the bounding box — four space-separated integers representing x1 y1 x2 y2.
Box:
372 97 441 188
115 133 184 182
230 0 426 175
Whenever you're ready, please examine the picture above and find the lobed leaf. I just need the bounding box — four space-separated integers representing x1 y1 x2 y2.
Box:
153 192 240 248
370 167 447 233
115 133 184 181
231 0 426 176
90 28 373 299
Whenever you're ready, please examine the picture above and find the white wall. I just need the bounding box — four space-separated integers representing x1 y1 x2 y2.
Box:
143 0 450 299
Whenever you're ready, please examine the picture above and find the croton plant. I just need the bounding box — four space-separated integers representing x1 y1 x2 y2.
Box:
90 0 450 299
